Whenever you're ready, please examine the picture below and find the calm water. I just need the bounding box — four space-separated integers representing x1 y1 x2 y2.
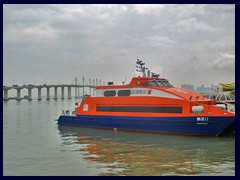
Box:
3 100 235 176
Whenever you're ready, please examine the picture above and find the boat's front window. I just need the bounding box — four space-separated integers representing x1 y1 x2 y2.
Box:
143 82 150 86
156 81 166 87
150 80 173 87
150 81 158 87
166 82 173 87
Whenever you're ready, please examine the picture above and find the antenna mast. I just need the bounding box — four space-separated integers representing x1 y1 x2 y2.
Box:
136 58 146 77
135 59 160 78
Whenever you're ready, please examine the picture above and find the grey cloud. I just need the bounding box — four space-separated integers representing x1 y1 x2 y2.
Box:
144 36 175 47
4 22 61 44
3 4 235 88
177 17 217 32
208 53 235 70
169 4 207 18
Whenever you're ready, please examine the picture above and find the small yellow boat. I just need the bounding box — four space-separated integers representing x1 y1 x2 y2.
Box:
219 83 235 92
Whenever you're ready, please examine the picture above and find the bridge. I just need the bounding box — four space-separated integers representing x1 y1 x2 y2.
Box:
3 77 104 102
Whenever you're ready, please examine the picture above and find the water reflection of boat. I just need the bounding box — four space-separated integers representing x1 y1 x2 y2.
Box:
57 126 235 176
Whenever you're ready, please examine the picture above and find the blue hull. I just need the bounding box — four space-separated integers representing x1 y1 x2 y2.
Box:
57 115 234 135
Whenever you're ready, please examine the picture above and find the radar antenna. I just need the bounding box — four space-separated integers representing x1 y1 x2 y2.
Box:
135 59 160 78
136 58 147 77
151 72 160 78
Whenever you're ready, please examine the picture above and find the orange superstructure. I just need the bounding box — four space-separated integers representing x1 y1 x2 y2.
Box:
76 76 233 118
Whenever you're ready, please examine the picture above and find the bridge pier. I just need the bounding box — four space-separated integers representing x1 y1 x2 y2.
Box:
61 86 65 100
37 87 42 101
46 87 50 101
3 89 9 101
27 88 33 101
53 87 58 100
74 77 77 99
67 87 72 99
16 88 22 101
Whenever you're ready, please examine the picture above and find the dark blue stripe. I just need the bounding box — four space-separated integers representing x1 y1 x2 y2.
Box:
57 115 234 135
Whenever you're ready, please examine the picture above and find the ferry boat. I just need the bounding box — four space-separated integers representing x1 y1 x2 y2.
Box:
57 59 235 135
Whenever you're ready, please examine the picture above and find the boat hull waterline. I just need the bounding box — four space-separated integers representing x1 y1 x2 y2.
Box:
58 115 234 135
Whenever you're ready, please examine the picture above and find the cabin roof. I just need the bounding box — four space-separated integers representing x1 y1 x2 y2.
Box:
96 76 168 90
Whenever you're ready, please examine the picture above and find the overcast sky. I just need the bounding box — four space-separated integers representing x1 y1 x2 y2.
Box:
3 4 235 88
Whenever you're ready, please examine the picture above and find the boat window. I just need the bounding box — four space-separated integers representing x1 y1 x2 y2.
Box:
160 81 168 87
156 81 165 87
104 90 116 97
150 80 173 87
83 104 88 111
118 90 131 96
150 81 158 87
136 82 141 86
166 82 173 87
143 82 150 86
97 106 182 113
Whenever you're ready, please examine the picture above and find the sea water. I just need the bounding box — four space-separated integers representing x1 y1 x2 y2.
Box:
3 100 235 176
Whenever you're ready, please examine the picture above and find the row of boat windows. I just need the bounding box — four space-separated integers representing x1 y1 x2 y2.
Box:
97 106 182 113
135 81 172 87
104 90 131 97
104 81 172 97
149 81 173 87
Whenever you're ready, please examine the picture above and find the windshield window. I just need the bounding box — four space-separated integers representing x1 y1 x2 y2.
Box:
150 81 158 87
150 80 173 87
